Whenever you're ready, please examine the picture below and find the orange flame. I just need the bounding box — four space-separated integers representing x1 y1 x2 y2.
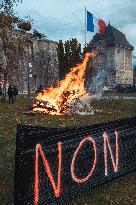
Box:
33 52 96 115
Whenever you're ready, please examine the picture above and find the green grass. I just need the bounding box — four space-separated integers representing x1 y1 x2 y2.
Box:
0 95 136 205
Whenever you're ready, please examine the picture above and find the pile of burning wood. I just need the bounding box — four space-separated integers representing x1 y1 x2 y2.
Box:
33 52 99 115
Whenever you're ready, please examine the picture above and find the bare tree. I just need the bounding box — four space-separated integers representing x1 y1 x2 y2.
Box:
0 0 22 15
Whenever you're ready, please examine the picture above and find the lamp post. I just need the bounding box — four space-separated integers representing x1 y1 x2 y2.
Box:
27 60 30 99
27 38 33 100
27 62 32 99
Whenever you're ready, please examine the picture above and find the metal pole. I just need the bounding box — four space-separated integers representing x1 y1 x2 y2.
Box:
27 38 30 100
85 6 87 47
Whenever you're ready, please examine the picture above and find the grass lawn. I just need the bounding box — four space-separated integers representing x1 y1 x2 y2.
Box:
0 95 136 205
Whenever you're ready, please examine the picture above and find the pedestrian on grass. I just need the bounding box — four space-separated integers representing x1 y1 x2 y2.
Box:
7 85 14 103
35 84 43 93
13 85 18 100
0 85 2 96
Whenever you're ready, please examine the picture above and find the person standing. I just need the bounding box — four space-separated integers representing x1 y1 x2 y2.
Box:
35 84 43 93
7 85 14 103
0 85 2 96
13 85 18 100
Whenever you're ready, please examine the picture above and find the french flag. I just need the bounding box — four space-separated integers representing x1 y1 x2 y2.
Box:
87 11 107 35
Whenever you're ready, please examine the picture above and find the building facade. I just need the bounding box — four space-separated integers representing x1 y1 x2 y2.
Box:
88 24 134 89
0 28 59 93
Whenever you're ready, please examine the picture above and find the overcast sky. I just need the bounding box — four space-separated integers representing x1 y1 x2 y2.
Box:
14 0 136 54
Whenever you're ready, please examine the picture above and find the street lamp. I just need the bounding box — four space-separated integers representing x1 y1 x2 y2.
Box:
28 62 33 99
27 38 33 100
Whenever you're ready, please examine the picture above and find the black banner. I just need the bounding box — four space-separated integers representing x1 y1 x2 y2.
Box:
14 116 136 205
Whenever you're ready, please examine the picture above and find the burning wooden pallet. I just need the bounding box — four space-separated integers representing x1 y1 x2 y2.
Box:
33 52 97 115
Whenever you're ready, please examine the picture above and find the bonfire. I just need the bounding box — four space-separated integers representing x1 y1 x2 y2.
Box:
33 52 96 115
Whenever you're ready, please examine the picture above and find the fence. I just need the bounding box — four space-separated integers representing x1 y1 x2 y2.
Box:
14 116 136 205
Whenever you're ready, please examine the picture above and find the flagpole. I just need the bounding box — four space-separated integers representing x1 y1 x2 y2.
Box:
85 6 87 47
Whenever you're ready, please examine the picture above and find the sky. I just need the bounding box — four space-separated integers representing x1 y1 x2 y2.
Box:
13 0 136 55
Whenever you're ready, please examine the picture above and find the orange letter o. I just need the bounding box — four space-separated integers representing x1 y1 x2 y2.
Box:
71 136 97 184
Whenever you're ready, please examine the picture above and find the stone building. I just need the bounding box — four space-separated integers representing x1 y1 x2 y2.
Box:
88 23 134 89
0 28 59 93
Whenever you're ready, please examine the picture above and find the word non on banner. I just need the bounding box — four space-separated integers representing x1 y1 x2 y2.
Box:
14 116 136 205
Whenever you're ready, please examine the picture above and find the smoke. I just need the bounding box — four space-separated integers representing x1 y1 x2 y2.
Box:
88 69 107 100
71 94 95 115
79 94 96 105
76 68 108 104
68 68 107 115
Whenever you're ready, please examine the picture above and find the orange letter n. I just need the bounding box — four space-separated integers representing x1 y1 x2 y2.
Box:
34 142 62 205
103 130 119 176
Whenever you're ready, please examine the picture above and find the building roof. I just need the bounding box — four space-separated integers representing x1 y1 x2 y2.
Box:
91 24 134 50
